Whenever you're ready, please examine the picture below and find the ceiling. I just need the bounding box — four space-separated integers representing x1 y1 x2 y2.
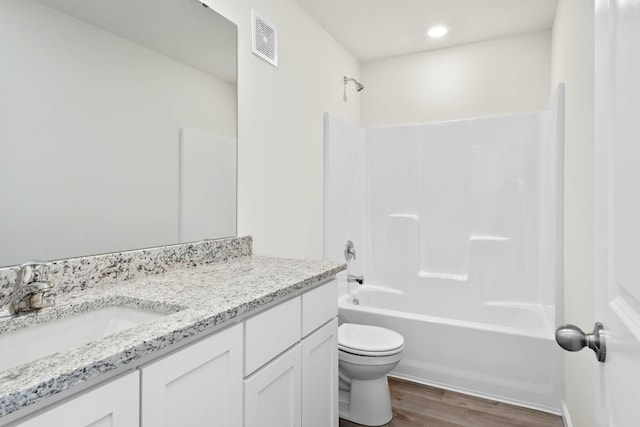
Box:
293 0 559 62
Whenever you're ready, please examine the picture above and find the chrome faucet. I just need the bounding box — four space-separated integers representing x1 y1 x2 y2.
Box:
344 241 364 285
1 261 55 316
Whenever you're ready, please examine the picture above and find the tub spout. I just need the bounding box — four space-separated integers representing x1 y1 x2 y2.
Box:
348 274 364 285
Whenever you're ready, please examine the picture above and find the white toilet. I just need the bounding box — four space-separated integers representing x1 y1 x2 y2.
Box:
338 323 405 426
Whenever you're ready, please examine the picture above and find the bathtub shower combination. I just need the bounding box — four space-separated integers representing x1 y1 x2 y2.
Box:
324 87 564 413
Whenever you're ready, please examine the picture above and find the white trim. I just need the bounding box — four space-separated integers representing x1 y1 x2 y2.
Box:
561 400 573 427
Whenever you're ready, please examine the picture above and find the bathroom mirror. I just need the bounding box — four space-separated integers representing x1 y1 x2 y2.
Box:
0 0 237 267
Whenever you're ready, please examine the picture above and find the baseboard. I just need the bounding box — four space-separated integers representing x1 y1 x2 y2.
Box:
561 401 573 427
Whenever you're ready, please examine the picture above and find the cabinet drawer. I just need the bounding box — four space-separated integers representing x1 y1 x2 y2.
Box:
245 296 301 375
302 280 337 337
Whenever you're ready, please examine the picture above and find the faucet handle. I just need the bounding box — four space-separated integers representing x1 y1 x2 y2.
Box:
17 261 51 285
4 261 54 315
344 240 357 261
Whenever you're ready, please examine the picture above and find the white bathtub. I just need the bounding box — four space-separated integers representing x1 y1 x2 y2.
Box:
338 284 562 414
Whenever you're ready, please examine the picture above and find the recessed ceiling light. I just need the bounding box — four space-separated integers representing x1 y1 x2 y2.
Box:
426 24 449 38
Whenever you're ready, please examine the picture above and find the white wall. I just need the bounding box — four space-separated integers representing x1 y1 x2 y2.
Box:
204 0 360 260
361 31 551 128
550 1 595 426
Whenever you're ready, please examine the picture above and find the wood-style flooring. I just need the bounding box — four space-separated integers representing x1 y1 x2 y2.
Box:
339 378 564 427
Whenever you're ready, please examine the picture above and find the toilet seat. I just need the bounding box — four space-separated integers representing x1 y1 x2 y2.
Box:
338 323 405 357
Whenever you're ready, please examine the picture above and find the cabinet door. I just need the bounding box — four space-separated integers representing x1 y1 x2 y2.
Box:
302 318 338 427
15 371 139 427
244 345 301 427
140 323 243 427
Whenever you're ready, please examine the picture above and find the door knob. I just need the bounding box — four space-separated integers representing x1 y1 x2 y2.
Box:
555 322 606 363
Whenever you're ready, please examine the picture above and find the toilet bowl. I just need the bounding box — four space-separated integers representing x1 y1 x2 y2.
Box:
338 323 404 426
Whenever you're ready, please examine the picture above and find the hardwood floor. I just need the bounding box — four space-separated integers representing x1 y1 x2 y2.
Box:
339 378 564 427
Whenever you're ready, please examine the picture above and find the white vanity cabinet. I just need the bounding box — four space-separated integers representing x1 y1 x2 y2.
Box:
5 279 337 427
13 371 140 427
243 280 338 427
140 323 243 427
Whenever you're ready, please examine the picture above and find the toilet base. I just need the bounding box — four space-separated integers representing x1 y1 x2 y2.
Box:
338 376 393 426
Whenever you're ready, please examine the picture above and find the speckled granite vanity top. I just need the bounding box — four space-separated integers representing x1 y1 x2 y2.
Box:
0 236 345 418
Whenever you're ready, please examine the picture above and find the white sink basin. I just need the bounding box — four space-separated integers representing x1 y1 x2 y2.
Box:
0 306 167 372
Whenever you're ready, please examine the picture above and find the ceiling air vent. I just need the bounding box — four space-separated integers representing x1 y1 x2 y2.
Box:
252 10 278 67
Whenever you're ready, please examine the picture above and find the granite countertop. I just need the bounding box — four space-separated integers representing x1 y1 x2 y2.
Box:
0 255 345 419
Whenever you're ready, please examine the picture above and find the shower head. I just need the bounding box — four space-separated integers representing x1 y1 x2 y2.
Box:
343 76 365 101
344 76 364 91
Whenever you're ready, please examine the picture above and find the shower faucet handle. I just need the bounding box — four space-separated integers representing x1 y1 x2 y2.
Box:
344 240 356 261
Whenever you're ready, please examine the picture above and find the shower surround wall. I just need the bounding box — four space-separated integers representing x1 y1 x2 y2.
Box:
324 88 564 412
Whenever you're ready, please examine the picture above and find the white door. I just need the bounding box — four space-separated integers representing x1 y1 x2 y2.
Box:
594 0 640 425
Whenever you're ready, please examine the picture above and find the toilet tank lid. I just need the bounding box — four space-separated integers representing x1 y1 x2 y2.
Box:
338 323 404 353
